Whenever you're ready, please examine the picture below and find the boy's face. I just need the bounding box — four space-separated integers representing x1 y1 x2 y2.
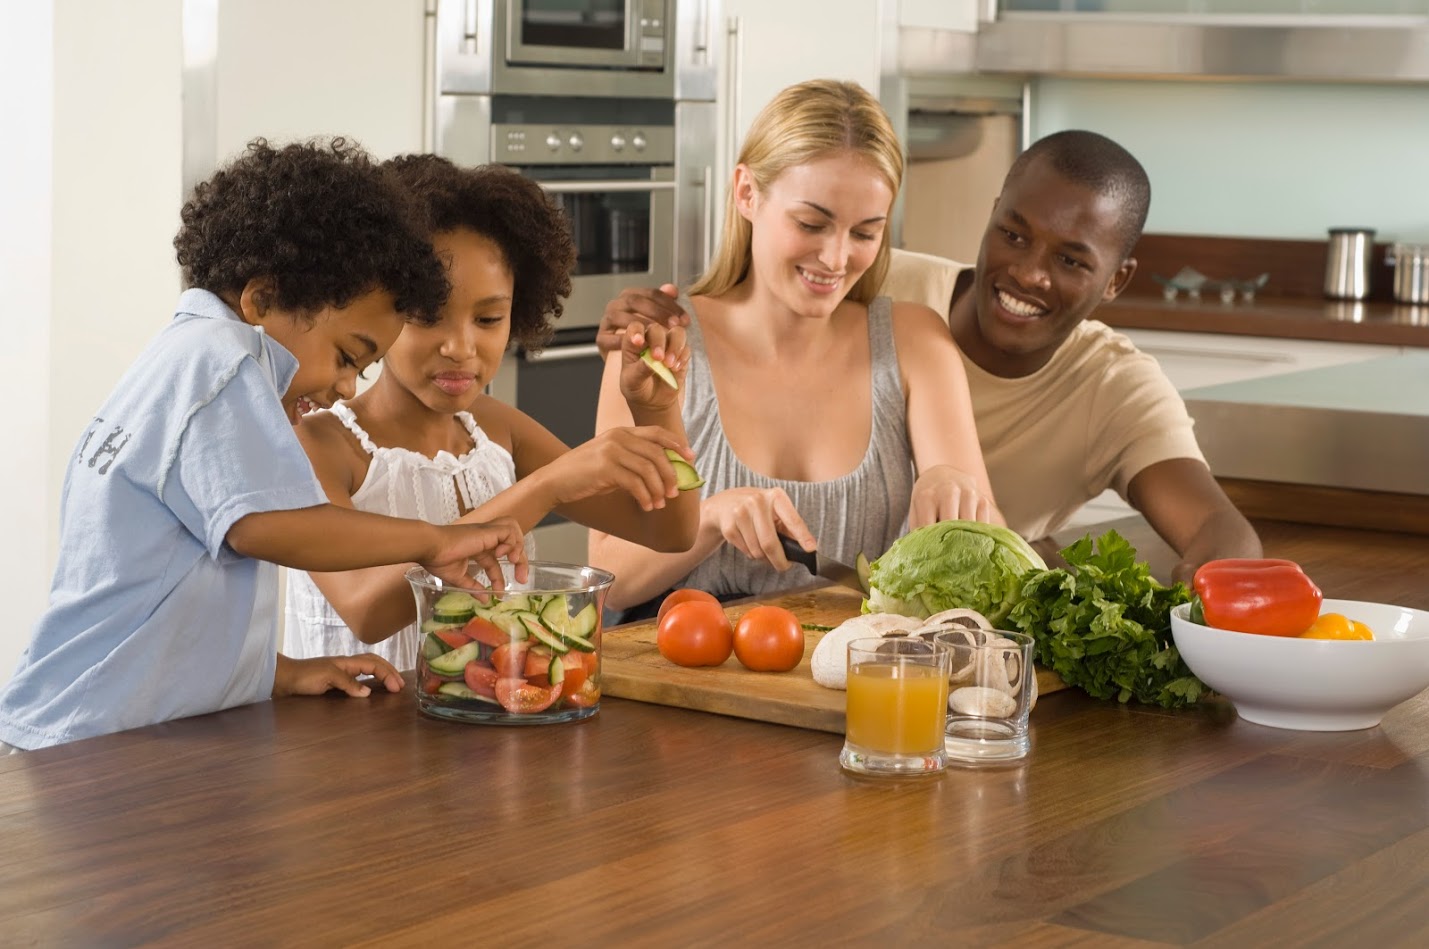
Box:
258 289 404 425
969 158 1136 375
379 228 514 414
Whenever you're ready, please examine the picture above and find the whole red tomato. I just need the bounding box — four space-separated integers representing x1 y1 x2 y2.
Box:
732 606 805 672
657 601 734 667
657 587 721 624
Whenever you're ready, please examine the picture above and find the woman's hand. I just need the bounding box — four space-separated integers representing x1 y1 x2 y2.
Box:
273 653 404 699
703 487 817 570
908 464 1001 528
539 426 690 512
619 319 688 413
423 517 529 589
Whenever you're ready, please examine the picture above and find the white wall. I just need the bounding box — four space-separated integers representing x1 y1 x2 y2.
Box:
0 2 57 680
215 0 427 164
0 1 185 685
1031 77 1429 242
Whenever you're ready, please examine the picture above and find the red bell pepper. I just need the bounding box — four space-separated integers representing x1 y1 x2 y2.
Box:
1191 559 1323 638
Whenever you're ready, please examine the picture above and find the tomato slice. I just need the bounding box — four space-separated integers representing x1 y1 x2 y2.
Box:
564 679 600 709
420 673 445 694
463 660 499 698
522 646 557 680
462 617 509 649
433 628 472 650
491 641 531 678
495 678 562 714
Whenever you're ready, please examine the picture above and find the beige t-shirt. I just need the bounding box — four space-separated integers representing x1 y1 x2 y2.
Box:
882 249 1206 540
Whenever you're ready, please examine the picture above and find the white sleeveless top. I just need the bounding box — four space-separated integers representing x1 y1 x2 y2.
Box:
283 402 534 671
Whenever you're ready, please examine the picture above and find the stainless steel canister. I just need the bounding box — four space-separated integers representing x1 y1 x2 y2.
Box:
1388 242 1429 305
1324 227 1376 300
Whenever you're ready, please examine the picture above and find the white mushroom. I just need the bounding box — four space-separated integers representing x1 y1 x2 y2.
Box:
921 608 993 631
810 613 918 690
949 686 1018 718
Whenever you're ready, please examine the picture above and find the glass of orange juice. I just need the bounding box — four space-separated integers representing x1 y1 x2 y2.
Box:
840 637 952 776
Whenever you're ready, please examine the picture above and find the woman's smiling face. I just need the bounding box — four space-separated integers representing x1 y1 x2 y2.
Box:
739 151 893 318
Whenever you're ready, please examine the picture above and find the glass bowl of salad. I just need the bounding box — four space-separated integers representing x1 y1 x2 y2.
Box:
406 561 614 724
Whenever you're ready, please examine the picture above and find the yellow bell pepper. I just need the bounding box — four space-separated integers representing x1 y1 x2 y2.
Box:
1299 613 1374 641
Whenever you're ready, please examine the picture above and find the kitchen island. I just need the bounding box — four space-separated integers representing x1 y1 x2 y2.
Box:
3 518 1428 946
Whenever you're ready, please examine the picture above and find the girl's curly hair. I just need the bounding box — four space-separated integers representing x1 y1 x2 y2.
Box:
174 138 449 325
383 155 576 351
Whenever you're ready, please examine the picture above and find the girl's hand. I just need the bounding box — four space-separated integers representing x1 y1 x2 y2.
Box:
273 653 404 698
545 426 690 511
424 517 529 589
703 487 817 570
908 464 1000 528
619 319 688 413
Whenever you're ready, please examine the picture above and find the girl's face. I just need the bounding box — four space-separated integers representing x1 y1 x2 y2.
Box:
257 289 404 425
378 228 514 414
737 151 893 319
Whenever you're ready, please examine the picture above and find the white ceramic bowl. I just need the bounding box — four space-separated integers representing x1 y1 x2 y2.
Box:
1170 598 1429 731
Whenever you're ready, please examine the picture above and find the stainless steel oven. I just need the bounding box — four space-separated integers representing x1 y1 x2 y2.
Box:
432 0 717 100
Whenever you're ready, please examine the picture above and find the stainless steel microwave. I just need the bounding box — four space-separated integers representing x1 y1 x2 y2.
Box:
433 0 697 99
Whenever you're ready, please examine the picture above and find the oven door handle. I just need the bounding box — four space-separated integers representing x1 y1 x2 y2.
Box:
523 343 603 362
539 180 678 194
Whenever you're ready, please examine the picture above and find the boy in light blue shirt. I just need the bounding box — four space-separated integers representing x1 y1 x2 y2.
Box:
0 139 528 750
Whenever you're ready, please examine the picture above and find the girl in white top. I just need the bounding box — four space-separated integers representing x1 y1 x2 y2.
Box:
286 157 699 670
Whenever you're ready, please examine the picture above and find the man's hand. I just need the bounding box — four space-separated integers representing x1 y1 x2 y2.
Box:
597 283 688 357
273 653 404 698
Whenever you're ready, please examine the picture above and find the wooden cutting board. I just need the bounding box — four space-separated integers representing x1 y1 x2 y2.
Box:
599 584 1067 734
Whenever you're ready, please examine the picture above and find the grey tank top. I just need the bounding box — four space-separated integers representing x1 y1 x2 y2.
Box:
679 295 914 598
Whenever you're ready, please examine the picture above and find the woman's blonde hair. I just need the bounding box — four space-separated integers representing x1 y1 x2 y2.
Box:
689 79 904 305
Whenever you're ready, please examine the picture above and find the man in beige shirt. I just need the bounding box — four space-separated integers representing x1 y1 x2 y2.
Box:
599 130 1260 583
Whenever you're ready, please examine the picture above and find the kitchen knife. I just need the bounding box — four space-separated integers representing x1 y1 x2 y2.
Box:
779 535 867 593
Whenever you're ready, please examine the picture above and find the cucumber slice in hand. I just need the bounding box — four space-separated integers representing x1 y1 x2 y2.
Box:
664 449 705 491
640 348 678 389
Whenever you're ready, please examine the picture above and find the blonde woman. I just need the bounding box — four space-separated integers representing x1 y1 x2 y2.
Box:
591 79 1000 617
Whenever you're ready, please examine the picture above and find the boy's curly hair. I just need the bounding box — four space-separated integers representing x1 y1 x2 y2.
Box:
174 138 449 325
383 155 576 351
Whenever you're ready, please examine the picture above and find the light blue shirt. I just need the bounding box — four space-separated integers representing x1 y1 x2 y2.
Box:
0 289 327 749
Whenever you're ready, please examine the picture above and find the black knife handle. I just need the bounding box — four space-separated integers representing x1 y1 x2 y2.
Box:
778 533 817 571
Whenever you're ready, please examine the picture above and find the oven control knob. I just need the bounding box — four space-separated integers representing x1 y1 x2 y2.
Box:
610 133 626 152
631 132 648 152
567 133 584 152
545 133 562 151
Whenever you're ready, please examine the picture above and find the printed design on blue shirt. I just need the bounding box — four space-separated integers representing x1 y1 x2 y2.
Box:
76 417 131 475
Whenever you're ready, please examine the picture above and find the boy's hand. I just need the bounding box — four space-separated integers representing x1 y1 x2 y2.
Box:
273 653 404 698
543 426 690 511
620 320 688 412
597 283 687 357
424 517 529 590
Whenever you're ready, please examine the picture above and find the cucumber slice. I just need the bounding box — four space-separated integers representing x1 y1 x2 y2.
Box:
548 656 566 686
436 681 499 704
855 552 872 595
560 630 596 654
421 632 448 662
664 449 705 491
539 595 571 635
491 594 533 615
568 602 599 639
640 348 678 389
427 641 481 676
518 612 569 654
420 617 466 634
432 591 478 624
490 612 527 641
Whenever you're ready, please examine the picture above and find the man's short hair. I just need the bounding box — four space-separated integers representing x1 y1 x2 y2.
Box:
1009 130 1151 258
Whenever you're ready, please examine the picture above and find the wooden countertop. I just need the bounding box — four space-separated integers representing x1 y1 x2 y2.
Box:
1100 294 1429 348
4 518 1429 945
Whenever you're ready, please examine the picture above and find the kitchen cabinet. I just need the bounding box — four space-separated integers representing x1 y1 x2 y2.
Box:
1067 326 1403 530
713 0 882 223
